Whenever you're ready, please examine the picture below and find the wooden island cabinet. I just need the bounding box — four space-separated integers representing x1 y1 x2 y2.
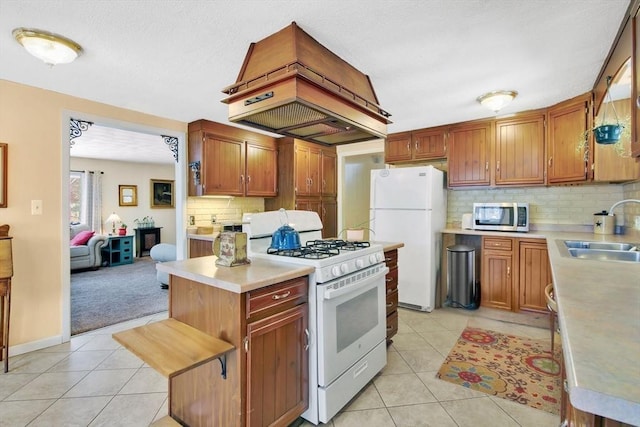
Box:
384 248 399 344
113 257 313 427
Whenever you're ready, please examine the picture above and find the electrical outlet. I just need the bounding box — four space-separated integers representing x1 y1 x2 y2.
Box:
635 215 640 230
31 199 43 215
211 214 217 223
189 215 195 225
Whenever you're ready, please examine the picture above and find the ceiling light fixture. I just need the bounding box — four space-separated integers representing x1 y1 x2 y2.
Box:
12 27 82 66
477 90 518 113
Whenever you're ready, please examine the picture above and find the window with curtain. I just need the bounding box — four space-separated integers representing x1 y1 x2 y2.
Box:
69 171 84 224
69 170 103 232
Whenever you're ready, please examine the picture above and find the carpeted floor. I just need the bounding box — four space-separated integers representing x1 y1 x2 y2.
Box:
437 326 562 415
71 257 168 335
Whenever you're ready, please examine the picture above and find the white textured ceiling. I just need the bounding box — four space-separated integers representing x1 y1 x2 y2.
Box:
0 0 631 164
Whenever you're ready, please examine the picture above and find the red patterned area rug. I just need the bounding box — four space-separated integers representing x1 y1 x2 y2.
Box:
436 327 561 415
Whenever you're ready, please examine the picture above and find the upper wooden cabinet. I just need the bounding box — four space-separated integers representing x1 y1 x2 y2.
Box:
592 9 640 180
634 3 640 157
448 120 493 187
495 113 545 186
385 126 447 164
546 94 591 184
321 149 337 197
188 120 278 197
265 138 338 238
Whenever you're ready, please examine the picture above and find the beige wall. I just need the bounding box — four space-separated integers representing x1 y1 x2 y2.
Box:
0 80 186 351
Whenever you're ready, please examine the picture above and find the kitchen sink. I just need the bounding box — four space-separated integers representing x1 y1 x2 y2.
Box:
559 240 640 263
563 240 636 251
567 248 640 262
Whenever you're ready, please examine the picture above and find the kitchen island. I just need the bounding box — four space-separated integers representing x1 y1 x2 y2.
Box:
442 228 640 426
115 256 314 427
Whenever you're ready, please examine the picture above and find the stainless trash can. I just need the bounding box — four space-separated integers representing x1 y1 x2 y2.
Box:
447 244 478 309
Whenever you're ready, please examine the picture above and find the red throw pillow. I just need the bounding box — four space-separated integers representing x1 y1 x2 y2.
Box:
70 230 95 246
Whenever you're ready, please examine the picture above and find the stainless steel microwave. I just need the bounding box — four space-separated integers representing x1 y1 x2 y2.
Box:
472 203 529 232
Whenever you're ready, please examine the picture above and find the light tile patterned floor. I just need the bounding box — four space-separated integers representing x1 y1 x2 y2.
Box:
0 307 560 426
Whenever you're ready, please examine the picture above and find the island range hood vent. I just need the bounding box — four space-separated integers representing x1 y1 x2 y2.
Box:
222 22 391 145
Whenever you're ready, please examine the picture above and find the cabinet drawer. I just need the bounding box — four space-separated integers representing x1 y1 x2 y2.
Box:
483 237 513 251
384 250 398 269
247 278 307 320
386 289 398 315
385 267 398 294
386 310 398 341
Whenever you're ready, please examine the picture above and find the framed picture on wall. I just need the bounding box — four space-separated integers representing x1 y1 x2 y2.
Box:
150 179 174 208
119 184 137 206
0 143 7 208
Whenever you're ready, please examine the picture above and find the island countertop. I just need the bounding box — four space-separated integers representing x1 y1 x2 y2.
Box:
443 228 640 425
157 256 314 294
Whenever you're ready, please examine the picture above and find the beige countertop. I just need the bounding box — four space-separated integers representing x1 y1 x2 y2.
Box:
443 228 640 425
376 241 405 252
187 232 219 241
157 256 314 294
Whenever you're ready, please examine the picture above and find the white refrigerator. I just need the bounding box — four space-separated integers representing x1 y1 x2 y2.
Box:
370 166 446 311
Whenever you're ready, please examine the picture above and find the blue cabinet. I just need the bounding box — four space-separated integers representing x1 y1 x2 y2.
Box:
102 235 134 266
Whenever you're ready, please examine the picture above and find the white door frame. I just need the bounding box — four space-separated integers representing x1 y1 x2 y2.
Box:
60 110 186 342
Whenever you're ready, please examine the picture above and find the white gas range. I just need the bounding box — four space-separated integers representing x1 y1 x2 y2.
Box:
243 210 388 425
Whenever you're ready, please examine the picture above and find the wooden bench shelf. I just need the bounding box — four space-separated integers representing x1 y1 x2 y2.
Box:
112 318 234 379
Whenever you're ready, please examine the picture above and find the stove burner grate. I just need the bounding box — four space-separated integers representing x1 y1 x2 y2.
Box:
307 239 371 251
266 240 371 259
267 245 340 259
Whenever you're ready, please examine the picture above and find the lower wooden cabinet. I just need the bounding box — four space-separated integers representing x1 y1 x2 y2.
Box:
156 275 309 427
518 239 552 312
384 249 399 344
480 237 551 313
188 238 213 258
246 304 308 427
481 237 514 310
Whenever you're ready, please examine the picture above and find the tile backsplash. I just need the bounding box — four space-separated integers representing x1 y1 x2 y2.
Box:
186 197 264 226
447 184 632 228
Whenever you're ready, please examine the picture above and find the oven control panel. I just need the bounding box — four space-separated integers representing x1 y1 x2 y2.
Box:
316 250 385 284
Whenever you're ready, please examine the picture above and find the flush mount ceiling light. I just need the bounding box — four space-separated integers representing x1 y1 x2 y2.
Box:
12 27 82 65
477 90 518 113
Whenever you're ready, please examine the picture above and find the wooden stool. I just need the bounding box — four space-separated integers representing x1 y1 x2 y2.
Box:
0 277 11 373
544 283 558 353
0 224 14 373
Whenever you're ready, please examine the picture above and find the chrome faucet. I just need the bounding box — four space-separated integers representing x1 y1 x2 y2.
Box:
608 199 640 215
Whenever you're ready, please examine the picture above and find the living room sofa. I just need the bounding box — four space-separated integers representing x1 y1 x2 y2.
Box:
70 224 108 271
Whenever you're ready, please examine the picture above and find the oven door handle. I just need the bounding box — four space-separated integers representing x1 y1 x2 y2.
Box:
322 268 388 300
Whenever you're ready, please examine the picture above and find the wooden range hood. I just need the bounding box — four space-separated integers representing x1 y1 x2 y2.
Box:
221 22 391 145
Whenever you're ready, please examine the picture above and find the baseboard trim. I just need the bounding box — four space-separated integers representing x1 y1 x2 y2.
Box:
9 335 64 357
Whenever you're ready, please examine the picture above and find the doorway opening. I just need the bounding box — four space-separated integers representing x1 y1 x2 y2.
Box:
63 115 185 339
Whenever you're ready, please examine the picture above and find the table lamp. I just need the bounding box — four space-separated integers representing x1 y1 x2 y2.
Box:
106 212 121 235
